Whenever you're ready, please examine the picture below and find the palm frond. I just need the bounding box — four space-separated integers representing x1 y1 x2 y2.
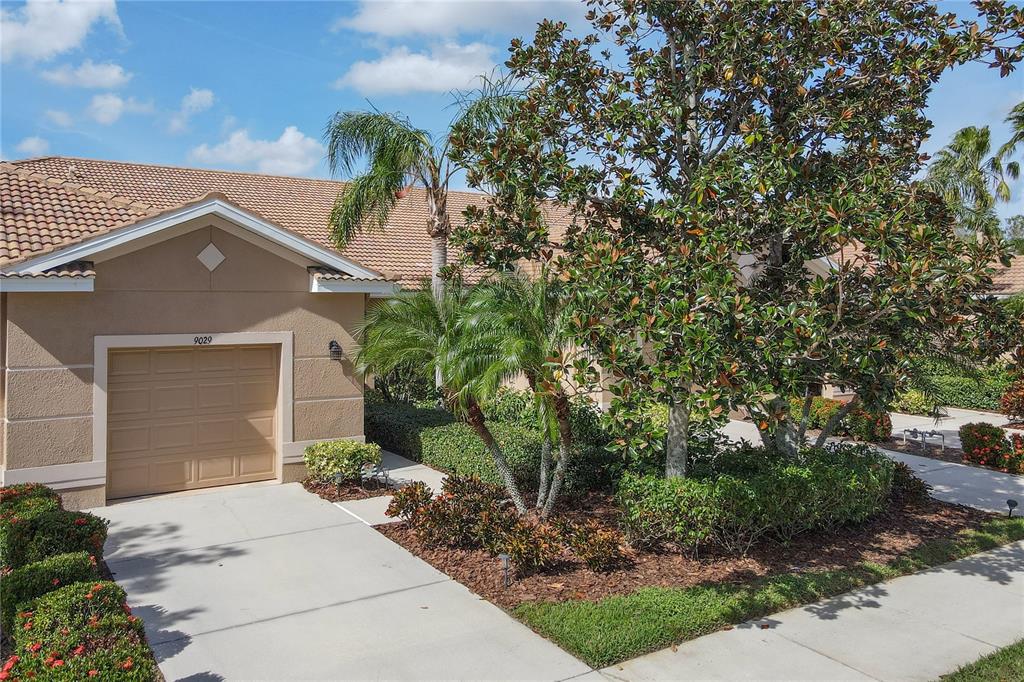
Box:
998 100 1024 161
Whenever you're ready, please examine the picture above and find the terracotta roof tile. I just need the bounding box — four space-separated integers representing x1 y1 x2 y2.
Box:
0 261 94 278
993 254 1024 295
6 157 574 283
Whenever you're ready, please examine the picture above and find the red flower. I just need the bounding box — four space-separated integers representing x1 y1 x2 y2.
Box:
72 645 85 657
50 660 64 668
28 642 41 653
74 517 88 526
121 658 134 670
88 671 98 677
51 578 60 586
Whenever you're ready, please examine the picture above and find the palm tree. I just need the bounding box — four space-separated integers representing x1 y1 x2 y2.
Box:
324 83 516 300
462 268 578 517
925 124 1019 242
355 285 529 514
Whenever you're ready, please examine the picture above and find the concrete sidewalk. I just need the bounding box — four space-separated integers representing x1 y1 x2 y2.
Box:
595 541 1024 682
336 449 447 525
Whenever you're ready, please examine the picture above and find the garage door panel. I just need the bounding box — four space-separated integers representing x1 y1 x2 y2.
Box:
154 349 195 374
238 379 276 406
198 383 237 409
197 348 236 373
109 387 151 416
107 345 279 499
109 350 150 377
152 385 196 413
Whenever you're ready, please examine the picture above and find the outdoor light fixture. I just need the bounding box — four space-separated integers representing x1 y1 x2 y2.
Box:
1008 499 1018 518
328 340 344 361
498 553 511 588
334 471 345 494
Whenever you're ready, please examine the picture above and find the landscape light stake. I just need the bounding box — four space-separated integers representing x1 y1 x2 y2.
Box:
335 471 345 496
498 553 511 588
1008 499 1018 518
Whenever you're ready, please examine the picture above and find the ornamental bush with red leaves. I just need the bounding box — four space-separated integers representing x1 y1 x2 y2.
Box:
959 423 1024 474
1001 380 1024 423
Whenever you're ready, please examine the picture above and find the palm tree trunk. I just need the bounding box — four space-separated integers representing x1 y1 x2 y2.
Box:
541 394 574 518
665 402 690 478
466 401 528 514
431 234 447 301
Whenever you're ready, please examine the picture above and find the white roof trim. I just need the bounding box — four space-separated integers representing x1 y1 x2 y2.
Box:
1 277 94 292
309 272 399 296
5 198 382 280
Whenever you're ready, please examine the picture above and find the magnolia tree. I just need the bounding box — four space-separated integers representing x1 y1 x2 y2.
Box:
451 0 1024 471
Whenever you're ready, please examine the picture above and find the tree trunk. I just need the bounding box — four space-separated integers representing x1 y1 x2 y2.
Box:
795 390 815 445
536 435 552 510
814 394 860 448
466 401 528 514
665 402 690 478
541 394 574 519
430 234 447 302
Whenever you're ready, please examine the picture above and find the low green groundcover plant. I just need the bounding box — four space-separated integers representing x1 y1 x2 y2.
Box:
304 439 382 484
7 581 158 681
514 517 1024 668
618 443 894 554
941 638 1024 681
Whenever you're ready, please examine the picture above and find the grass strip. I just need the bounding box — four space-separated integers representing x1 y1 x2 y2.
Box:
514 517 1024 668
941 638 1024 681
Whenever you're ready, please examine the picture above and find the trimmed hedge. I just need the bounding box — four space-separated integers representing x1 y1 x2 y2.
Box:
9 581 158 680
1 507 108 571
617 443 896 554
1 551 99 632
917 362 1014 411
365 391 616 495
304 439 382 484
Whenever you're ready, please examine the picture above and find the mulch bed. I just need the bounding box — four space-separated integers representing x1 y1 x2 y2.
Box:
376 493 990 610
881 437 966 464
302 478 391 502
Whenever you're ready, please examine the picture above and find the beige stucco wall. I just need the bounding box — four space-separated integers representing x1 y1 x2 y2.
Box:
2 223 365 503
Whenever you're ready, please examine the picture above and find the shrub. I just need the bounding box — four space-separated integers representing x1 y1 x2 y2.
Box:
364 400 455 462
557 520 626 572
304 439 382 484
386 482 433 522
419 422 543 489
960 423 1024 474
890 389 935 416
0 483 61 510
498 521 563 575
917 361 1014 410
1 551 99 632
787 397 891 442
10 581 158 681
617 443 894 554
2 508 108 571
891 462 932 504
1001 380 1024 422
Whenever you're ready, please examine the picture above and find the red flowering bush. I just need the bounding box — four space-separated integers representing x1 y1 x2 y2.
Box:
960 423 1023 474
1 551 99 632
1001 380 1024 423
7 581 157 681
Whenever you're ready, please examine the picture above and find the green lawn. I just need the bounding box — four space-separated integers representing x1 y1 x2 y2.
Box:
942 639 1024 681
514 517 1024 668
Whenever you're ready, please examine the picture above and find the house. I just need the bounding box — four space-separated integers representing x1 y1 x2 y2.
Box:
1 157 541 509
992 253 1024 297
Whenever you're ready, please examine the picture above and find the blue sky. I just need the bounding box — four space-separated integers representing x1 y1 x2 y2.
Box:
1 0 1022 219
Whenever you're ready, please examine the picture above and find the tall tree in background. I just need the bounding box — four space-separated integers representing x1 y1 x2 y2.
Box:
324 87 513 299
452 0 1024 470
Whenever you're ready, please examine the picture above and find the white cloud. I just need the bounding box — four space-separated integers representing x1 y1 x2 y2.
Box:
1 0 121 63
334 0 585 37
168 87 215 133
334 42 494 94
15 136 50 156
87 93 153 125
189 126 323 175
44 109 74 127
41 59 132 88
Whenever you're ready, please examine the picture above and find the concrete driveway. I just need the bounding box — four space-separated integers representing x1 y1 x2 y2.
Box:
92 483 590 681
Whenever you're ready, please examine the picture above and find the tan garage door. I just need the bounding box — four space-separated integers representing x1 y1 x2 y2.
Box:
106 345 279 499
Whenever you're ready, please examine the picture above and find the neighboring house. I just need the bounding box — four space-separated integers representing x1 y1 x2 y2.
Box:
992 253 1024 297
1 157 551 509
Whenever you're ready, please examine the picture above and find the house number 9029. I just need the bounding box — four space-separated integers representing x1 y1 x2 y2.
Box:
194 336 213 345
